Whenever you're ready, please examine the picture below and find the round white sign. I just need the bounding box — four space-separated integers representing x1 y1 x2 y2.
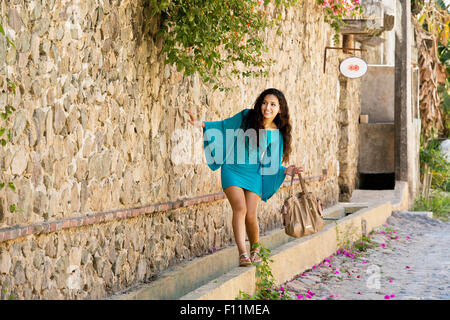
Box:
339 56 368 79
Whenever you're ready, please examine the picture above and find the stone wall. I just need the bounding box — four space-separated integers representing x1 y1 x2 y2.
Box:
0 0 361 299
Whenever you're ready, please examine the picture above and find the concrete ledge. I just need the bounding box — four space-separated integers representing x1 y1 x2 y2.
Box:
391 181 409 211
180 201 393 300
350 181 409 211
110 204 344 300
110 220 296 300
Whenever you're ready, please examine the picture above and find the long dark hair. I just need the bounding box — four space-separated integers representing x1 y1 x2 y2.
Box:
240 88 292 164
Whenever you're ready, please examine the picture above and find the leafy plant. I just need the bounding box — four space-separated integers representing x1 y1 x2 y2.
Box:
237 243 292 300
437 41 450 137
147 0 362 90
148 0 301 90
414 191 450 221
420 138 450 193
353 234 375 252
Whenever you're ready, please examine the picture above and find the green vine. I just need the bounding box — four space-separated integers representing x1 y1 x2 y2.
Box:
0 14 19 214
148 0 302 91
237 243 292 300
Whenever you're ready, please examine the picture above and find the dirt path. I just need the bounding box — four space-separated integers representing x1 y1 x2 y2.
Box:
282 211 450 300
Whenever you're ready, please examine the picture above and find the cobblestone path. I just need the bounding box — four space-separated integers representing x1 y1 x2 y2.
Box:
282 211 450 300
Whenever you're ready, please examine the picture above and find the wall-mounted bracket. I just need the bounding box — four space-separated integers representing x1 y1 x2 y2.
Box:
323 46 367 73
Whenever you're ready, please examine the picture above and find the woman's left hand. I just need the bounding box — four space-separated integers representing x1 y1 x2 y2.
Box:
285 165 304 176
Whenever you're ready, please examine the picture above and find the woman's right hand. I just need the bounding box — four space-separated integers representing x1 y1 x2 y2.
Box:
185 110 204 128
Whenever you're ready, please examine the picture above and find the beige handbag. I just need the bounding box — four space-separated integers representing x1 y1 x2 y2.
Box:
281 172 325 238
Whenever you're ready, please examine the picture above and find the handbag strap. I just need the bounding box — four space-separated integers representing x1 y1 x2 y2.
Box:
288 171 308 195
289 173 295 196
297 171 308 193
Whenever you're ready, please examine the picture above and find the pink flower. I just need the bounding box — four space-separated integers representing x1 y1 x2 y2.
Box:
312 265 317 269
302 273 307 277
357 291 361 295
406 266 410 269
297 294 304 299
406 236 410 239
329 294 334 298
390 294 395 298
321 297 327 300
381 243 386 248
389 279 393 283
362 260 367 264
307 290 315 296
305 294 312 299
334 271 340 274
356 275 360 278
384 295 390 299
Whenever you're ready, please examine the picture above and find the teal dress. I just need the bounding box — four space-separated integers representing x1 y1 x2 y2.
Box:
202 109 287 202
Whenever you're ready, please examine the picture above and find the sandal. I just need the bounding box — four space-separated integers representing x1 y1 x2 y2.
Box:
250 250 262 264
239 253 252 267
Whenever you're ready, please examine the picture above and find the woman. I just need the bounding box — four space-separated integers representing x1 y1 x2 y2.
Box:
185 88 303 266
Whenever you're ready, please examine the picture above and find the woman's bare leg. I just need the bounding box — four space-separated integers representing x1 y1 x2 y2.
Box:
244 189 260 252
224 186 248 255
